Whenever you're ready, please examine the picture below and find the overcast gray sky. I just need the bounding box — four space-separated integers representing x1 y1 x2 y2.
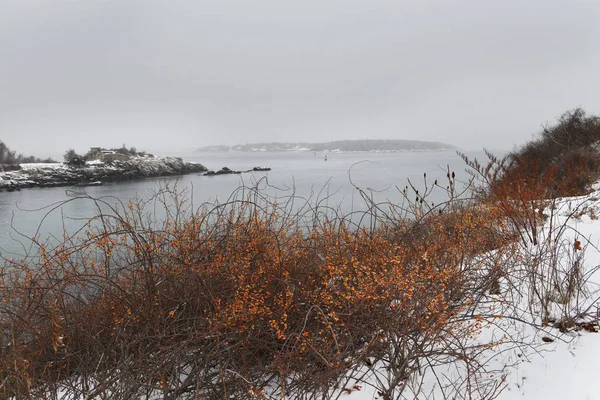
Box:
1 0 599 157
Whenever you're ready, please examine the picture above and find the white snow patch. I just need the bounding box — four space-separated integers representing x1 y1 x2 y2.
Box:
19 162 66 170
342 188 600 400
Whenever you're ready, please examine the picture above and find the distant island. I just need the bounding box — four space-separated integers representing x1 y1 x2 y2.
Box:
197 139 456 153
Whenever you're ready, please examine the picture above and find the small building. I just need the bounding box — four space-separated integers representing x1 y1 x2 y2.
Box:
87 147 131 163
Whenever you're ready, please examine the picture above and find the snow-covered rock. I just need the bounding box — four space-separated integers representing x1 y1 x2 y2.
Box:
0 157 207 190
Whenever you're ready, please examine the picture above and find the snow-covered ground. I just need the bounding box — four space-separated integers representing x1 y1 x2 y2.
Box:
497 191 600 400
340 187 600 400
19 162 66 170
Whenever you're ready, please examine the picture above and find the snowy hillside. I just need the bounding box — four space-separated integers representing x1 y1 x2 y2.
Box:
341 187 600 400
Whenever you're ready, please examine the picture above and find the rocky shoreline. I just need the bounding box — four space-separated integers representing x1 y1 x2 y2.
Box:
0 157 208 191
203 166 272 176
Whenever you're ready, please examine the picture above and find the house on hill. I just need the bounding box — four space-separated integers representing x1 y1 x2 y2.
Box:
87 147 131 162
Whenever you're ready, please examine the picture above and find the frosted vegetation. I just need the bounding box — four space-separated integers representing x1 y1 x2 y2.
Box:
1 109 600 399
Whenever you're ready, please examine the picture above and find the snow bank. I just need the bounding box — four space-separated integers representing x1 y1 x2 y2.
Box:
340 189 600 400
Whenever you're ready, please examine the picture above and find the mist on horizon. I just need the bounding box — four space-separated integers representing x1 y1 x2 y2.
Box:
1 0 599 158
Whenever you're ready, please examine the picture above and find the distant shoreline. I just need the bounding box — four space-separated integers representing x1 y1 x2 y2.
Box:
197 139 456 153
0 157 207 192
196 149 457 153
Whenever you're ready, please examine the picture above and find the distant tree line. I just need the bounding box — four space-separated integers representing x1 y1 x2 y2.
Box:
197 139 456 153
0 140 56 165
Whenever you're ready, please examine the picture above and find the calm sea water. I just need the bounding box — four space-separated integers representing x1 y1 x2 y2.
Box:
0 150 487 257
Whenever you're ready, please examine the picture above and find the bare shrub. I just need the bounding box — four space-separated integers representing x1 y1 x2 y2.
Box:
0 174 527 400
463 146 600 332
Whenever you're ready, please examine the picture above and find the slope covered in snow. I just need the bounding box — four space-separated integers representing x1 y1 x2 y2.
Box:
340 187 600 400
